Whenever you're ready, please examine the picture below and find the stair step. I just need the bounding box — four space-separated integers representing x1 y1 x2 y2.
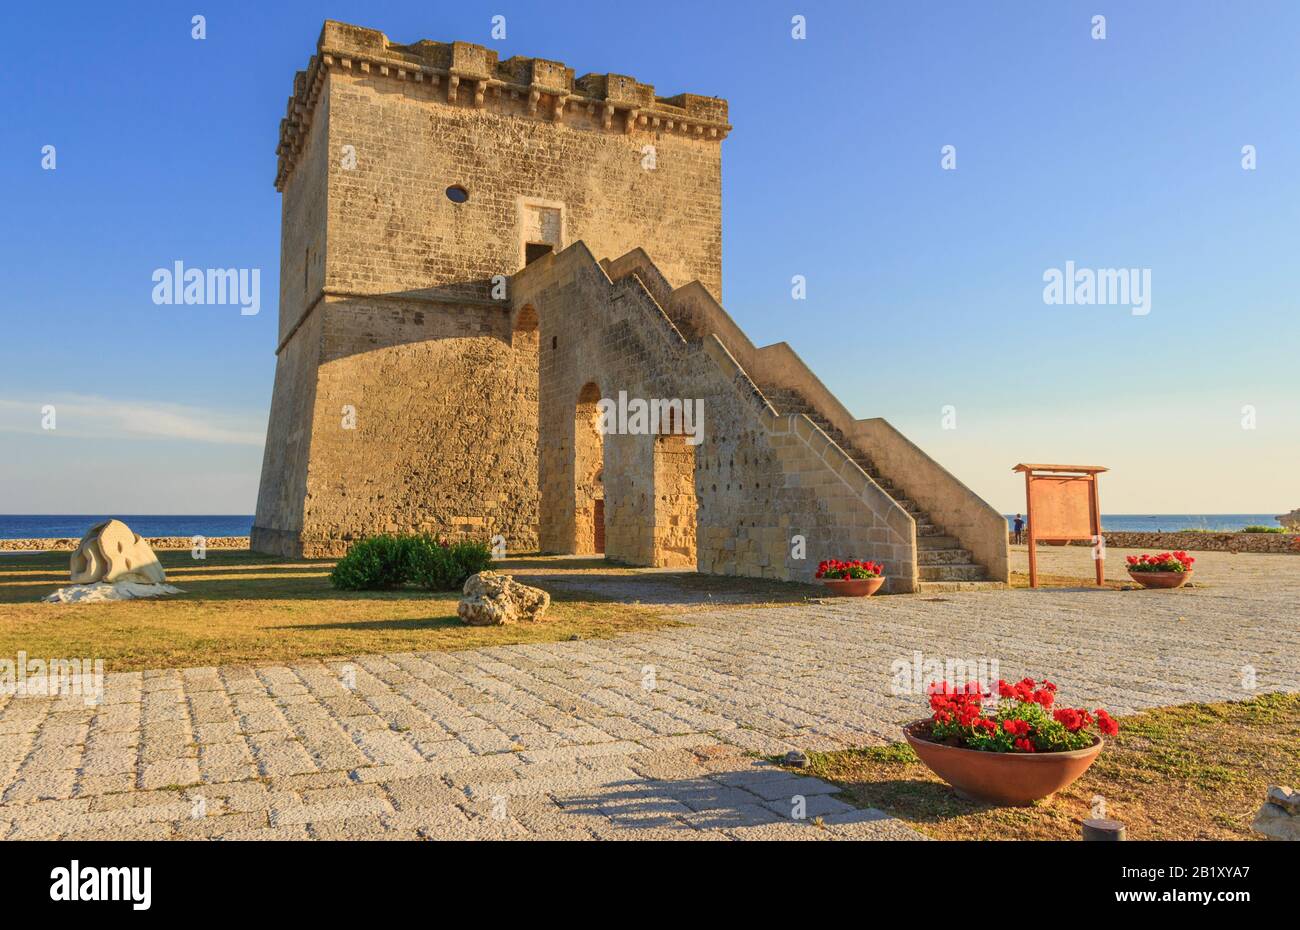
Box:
919 563 987 582
916 523 946 537
918 547 973 565
916 580 1008 594
917 534 962 549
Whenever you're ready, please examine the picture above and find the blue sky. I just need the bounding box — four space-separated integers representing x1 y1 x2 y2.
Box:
2 0 1297 515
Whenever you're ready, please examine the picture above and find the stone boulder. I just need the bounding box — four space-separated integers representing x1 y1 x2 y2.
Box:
457 571 550 626
1252 785 1300 841
70 519 166 585
1278 509 1300 532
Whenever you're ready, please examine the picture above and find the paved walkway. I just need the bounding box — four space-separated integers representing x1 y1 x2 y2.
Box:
2 549 1297 840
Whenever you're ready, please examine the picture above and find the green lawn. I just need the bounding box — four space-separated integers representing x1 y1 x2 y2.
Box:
0 549 679 672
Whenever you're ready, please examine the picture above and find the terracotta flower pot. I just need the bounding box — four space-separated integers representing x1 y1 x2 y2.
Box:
903 721 1103 806
821 576 885 597
1127 570 1192 589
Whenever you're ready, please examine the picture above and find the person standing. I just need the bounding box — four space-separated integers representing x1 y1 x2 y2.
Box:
1012 513 1026 544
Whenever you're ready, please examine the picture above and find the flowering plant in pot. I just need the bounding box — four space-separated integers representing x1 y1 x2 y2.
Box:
1125 550 1195 589
902 678 1118 805
815 558 885 596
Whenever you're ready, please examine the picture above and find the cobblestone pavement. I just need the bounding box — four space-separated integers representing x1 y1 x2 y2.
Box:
2 551 1297 840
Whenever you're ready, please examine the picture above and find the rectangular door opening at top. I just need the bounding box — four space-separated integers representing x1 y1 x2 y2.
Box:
519 200 563 270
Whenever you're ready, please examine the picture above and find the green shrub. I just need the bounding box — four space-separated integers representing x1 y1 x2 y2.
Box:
406 536 457 591
409 537 494 591
328 534 420 590
451 539 494 580
328 533 494 592
1241 525 1284 534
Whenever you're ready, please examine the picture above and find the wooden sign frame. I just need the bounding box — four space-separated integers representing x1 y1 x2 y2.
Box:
1013 463 1108 588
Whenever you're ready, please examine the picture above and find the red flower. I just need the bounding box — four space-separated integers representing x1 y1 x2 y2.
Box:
1128 550 1196 573
1053 708 1085 732
1002 719 1030 737
816 557 884 579
1095 709 1119 736
929 675 1116 752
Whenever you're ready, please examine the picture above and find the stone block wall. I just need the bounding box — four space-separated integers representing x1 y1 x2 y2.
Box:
253 21 728 557
252 290 324 557
1061 532 1300 555
294 295 539 556
323 67 724 303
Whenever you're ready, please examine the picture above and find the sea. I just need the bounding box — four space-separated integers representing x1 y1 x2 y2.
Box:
1003 514 1284 533
0 515 255 539
0 513 1284 539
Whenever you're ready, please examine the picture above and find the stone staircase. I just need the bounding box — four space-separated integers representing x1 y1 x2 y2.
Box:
592 247 1008 592
760 387 1001 592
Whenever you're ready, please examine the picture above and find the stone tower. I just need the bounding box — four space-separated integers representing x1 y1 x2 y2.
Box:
253 21 730 557
256 20 1010 593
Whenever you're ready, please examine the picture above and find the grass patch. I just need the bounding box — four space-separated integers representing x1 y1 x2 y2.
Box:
0 549 680 672
775 693 1299 840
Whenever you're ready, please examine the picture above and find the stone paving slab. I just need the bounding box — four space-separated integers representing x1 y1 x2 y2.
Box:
1 558 1297 840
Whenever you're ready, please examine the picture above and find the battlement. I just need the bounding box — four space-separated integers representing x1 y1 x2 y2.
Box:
275 20 732 190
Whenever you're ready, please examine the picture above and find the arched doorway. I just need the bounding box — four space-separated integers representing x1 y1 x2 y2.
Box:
574 382 604 554
653 430 698 567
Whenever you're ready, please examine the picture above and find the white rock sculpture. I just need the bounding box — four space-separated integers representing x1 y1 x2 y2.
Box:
70 519 166 585
457 571 550 626
44 582 184 604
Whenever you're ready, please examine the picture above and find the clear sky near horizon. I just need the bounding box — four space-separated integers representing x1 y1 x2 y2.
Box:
2 0 1297 517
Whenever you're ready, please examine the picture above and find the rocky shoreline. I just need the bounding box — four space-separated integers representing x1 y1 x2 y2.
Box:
0 536 250 552
1009 531 1300 554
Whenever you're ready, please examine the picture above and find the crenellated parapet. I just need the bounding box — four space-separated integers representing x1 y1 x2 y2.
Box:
275 20 731 190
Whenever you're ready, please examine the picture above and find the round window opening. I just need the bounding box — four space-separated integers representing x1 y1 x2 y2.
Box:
446 185 469 204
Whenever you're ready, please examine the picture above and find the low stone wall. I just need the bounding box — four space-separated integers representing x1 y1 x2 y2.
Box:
1101 532 1300 554
0 536 250 552
1009 532 1300 554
